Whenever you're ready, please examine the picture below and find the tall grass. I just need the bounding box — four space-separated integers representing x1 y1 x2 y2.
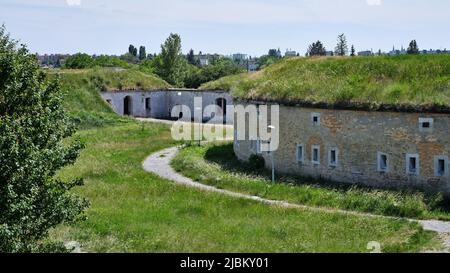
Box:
172 143 450 220
200 55 450 109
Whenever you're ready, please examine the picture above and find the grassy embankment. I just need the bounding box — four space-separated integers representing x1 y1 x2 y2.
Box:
172 143 450 221
50 68 441 252
201 55 450 110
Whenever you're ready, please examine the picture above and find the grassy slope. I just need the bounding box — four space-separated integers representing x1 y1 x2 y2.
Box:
54 123 440 253
48 68 171 128
49 68 441 252
200 55 450 109
172 143 450 221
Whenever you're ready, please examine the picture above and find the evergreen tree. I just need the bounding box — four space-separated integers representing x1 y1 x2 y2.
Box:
335 33 348 56
0 26 88 253
307 41 327 56
128 44 137 57
350 45 356 57
407 40 419 54
187 49 196 65
139 46 147 60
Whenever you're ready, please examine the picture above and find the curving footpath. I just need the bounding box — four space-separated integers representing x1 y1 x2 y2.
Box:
143 146 450 252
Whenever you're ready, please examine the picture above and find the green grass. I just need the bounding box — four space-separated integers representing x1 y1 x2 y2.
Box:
46 68 171 129
171 143 450 221
200 55 450 109
52 122 442 253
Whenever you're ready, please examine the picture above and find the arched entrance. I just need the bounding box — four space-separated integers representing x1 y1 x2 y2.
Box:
124 96 133 116
215 98 227 123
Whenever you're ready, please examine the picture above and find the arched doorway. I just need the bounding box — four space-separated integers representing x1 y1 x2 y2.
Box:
215 98 227 123
124 96 133 116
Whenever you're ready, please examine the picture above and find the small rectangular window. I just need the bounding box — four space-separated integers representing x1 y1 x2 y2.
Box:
419 118 434 132
329 148 338 167
297 144 304 163
434 156 449 177
406 154 420 176
312 145 320 165
311 113 321 126
377 152 389 173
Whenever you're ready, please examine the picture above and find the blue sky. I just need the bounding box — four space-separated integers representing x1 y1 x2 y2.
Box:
1 0 450 56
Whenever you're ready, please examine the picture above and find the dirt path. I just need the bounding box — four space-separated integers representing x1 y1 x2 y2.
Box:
143 146 450 252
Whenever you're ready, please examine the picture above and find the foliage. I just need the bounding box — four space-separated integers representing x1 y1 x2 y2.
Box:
153 33 185 87
139 46 147 61
184 58 244 89
350 45 356 57
335 33 349 56
92 55 130 68
0 26 88 252
52 124 439 253
201 55 450 108
248 154 266 170
128 45 138 57
307 41 327 56
187 49 197 65
173 143 450 221
407 40 420 55
64 53 93 69
47 68 171 128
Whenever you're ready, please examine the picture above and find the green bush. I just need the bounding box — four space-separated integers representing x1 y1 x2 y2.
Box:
248 154 266 170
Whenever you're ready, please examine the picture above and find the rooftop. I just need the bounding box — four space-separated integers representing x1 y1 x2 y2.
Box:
200 55 450 112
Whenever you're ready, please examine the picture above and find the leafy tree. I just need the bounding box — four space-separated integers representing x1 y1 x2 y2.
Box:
0 26 88 253
129 44 138 57
307 41 326 56
64 53 93 69
268 49 281 58
335 33 348 56
120 52 139 64
407 40 419 54
139 46 147 61
187 49 197 65
154 33 185 86
350 45 356 57
184 58 244 89
92 55 130 68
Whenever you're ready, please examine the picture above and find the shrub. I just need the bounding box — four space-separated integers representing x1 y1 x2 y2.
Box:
248 154 266 170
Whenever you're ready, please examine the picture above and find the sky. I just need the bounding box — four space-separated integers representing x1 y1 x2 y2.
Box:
1 0 450 56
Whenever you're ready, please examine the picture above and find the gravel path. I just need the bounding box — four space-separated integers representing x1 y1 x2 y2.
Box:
142 145 450 252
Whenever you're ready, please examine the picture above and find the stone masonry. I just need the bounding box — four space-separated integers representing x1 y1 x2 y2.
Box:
234 102 450 195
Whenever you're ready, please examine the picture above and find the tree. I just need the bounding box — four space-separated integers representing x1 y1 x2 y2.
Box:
268 49 281 58
335 33 348 56
407 40 419 54
307 41 326 56
64 53 93 69
154 33 185 87
139 46 147 60
0 26 88 253
128 44 138 57
350 45 356 57
187 49 197 65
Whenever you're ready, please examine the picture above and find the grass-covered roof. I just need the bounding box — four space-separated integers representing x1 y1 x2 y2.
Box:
200 55 450 112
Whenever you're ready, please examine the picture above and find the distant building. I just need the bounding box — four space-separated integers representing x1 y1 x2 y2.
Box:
199 55 209 66
284 49 297 58
358 50 374 56
389 46 407 56
232 53 248 62
246 60 260 72
325 51 334 56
